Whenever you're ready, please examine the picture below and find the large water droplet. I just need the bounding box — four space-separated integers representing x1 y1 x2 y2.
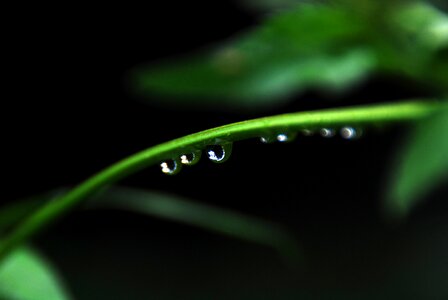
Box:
206 143 233 163
320 128 335 138
180 150 202 166
340 126 361 139
276 133 290 142
160 159 181 175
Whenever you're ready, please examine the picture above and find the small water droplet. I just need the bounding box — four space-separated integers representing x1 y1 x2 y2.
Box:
340 126 360 139
180 150 202 166
320 128 335 138
301 129 314 136
260 135 276 144
206 143 233 163
261 132 296 143
160 159 181 175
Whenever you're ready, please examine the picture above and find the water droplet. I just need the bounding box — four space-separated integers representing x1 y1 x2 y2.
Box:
206 143 233 163
160 159 181 175
340 126 360 139
260 132 296 143
276 133 289 142
180 150 202 166
301 129 314 136
260 135 276 144
320 128 335 138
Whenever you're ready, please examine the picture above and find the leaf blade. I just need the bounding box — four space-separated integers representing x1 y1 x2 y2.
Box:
386 106 448 218
132 4 371 110
91 187 302 262
0 247 71 300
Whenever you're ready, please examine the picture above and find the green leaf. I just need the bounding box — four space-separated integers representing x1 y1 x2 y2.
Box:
386 106 448 218
0 247 71 300
390 1 448 50
91 186 301 262
377 1 448 88
132 4 372 110
132 1 448 111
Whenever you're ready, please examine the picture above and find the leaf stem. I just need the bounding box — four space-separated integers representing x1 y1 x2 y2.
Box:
0 100 442 262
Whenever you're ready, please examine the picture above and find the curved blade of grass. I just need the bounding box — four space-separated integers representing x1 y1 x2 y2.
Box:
0 100 443 262
0 246 71 300
90 186 301 262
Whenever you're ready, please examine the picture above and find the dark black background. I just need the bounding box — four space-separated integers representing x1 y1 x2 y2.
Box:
4 1 448 299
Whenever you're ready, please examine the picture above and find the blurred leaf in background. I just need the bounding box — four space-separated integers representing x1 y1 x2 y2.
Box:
92 186 301 263
0 247 71 300
386 105 448 218
0 186 301 263
131 0 448 111
131 3 373 110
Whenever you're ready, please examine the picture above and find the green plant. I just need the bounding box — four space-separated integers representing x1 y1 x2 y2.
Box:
1 0 447 299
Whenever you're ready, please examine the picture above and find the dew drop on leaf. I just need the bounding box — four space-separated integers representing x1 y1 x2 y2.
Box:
160 159 181 175
277 133 297 142
260 135 276 144
261 133 296 143
301 129 314 136
180 150 202 166
206 143 233 163
340 126 361 139
320 128 335 138
276 133 289 142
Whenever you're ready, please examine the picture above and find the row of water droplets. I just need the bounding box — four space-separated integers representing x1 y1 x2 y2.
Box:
160 143 233 175
160 126 361 175
260 126 361 143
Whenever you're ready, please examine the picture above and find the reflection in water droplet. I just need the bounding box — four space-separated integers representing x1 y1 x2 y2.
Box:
277 133 289 142
206 143 233 163
278 133 297 143
180 150 202 166
340 126 359 139
320 128 335 138
160 159 181 175
261 133 296 143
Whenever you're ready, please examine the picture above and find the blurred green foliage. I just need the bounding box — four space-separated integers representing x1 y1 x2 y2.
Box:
133 4 373 109
0 247 71 300
387 106 448 217
133 0 447 110
92 186 301 261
